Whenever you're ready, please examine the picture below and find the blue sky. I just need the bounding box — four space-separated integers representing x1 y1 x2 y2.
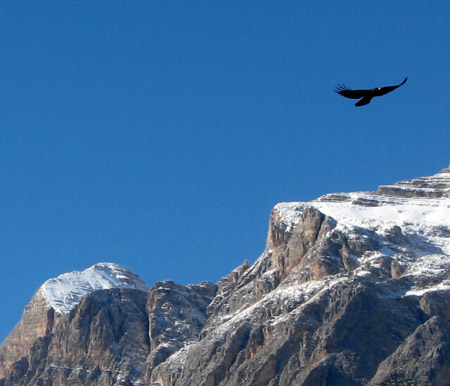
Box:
1 1 449 341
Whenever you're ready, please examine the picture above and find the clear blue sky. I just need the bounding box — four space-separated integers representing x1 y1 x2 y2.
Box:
1 1 449 341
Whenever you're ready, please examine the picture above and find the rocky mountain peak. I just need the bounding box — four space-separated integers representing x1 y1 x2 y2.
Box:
40 262 150 315
0 263 149 379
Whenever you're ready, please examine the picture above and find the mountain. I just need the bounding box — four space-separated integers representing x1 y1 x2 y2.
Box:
1 167 450 385
0 263 150 379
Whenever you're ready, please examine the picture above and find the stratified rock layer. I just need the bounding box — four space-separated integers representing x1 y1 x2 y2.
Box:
0 291 56 379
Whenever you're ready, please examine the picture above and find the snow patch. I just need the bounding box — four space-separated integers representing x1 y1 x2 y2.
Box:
405 280 450 296
273 202 306 232
40 262 149 314
272 168 450 298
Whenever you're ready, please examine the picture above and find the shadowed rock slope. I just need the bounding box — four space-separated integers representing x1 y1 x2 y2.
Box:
1 166 450 385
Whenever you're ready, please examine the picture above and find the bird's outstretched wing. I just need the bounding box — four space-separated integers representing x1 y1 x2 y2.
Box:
334 85 370 99
373 77 408 97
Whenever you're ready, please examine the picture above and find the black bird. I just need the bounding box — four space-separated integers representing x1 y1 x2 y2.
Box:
335 77 408 106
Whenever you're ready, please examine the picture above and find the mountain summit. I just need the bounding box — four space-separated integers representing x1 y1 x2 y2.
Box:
40 262 150 315
1 167 450 385
0 263 150 379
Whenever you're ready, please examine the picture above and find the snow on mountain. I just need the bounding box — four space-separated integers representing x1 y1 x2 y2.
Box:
35 167 450 323
3 167 450 385
275 167 450 236
271 166 450 296
163 167 450 351
39 262 150 315
195 167 450 336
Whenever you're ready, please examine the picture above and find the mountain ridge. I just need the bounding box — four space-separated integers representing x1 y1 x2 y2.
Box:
1 166 450 385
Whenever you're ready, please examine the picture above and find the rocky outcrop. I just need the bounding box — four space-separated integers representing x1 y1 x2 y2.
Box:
369 290 450 385
0 281 216 386
145 281 217 372
378 166 450 198
0 290 58 379
269 206 338 278
0 288 150 386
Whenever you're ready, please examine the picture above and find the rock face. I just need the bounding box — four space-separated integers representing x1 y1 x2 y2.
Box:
0 270 217 386
0 291 56 379
3 289 150 386
145 281 218 374
1 166 450 385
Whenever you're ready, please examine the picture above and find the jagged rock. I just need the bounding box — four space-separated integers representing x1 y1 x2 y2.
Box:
145 280 217 371
369 313 450 386
0 290 58 379
274 206 336 276
0 288 150 386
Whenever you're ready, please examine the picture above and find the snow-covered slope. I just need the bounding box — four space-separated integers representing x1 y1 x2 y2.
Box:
39 262 150 314
276 166 450 234
272 166 450 295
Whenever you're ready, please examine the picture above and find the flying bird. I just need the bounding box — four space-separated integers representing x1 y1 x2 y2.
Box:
335 77 408 106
